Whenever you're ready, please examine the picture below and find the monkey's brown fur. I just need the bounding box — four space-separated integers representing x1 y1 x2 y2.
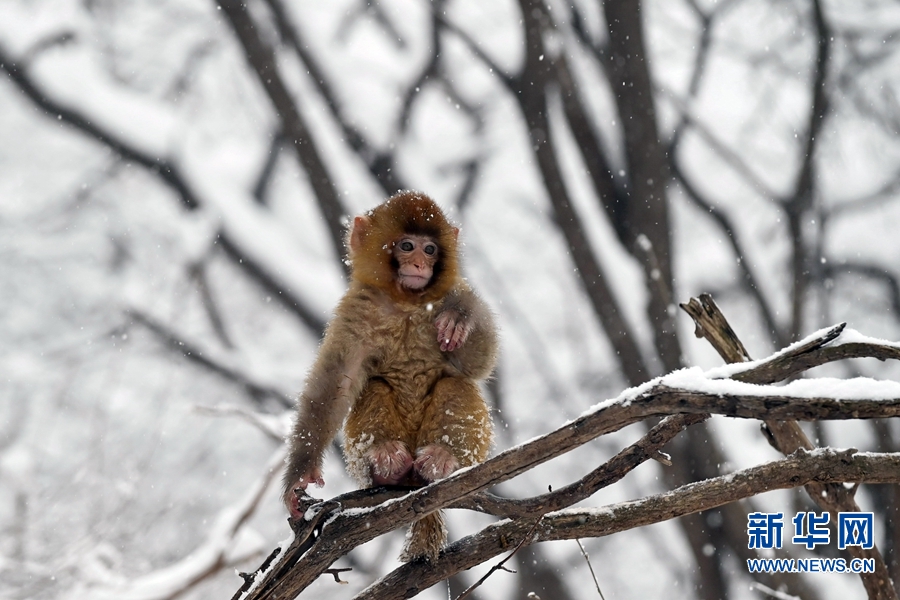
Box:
283 191 498 562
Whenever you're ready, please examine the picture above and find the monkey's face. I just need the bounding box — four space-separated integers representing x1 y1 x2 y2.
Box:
393 235 439 291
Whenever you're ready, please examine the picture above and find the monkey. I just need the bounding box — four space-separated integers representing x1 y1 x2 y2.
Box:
282 191 498 562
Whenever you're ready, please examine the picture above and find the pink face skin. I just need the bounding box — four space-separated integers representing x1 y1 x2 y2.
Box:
393 235 439 291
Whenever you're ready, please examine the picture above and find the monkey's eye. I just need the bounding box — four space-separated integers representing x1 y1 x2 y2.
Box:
423 244 437 256
399 240 414 252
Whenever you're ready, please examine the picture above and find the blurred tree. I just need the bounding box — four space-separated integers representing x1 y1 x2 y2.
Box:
2 0 900 599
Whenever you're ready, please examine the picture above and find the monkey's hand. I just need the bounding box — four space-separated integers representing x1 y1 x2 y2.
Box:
283 467 325 519
434 309 472 352
414 444 459 482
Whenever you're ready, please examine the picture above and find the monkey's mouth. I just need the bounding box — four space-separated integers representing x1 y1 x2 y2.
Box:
399 274 429 290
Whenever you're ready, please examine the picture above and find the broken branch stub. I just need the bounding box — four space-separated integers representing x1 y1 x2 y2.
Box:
679 294 898 600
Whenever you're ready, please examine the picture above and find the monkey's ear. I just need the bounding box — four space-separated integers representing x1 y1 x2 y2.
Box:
452 227 460 241
350 216 371 253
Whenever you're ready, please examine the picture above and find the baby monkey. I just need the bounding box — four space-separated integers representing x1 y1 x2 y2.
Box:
283 191 498 561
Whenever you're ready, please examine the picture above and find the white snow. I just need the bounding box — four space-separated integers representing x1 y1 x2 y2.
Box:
3 2 900 600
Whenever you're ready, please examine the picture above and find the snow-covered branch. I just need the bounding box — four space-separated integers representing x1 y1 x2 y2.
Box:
357 449 900 600
233 322 900 600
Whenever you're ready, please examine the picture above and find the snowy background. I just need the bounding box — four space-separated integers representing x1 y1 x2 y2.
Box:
2 0 900 599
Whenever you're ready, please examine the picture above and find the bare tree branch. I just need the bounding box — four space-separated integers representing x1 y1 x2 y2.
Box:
682 294 898 600
783 0 831 341
667 0 766 312
262 0 405 195
337 0 407 50
356 449 900 600
215 0 349 266
237 361 900 599
252 130 286 206
453 517 541 600
435 15 519 93
0 38 328 334
602 0 680 372
193 404 286 442
0 40 200 209
129 309 295 407
825 262 900 321
553 49 627 246
661 87 783 201
452 413 707 519
672 159 788 347
733 326 900 386
515 0 651 386
189 260 236 350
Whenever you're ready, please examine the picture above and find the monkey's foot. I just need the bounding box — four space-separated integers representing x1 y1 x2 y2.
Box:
414 444 459 482
368 440 414 485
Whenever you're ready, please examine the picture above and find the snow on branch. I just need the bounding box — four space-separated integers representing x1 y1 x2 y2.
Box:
232 319 900 600
357 449 900 600
682 294 898 600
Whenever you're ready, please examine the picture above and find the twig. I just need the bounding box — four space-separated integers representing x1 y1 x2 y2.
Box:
128 308 294 407
575 539 605 600
454 517 542 600
193 404 285 442
325 568 352 585
750 581 801 600
215 0 348 267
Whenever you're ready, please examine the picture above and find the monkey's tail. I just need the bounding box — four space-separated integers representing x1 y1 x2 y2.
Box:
400 511 446 563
